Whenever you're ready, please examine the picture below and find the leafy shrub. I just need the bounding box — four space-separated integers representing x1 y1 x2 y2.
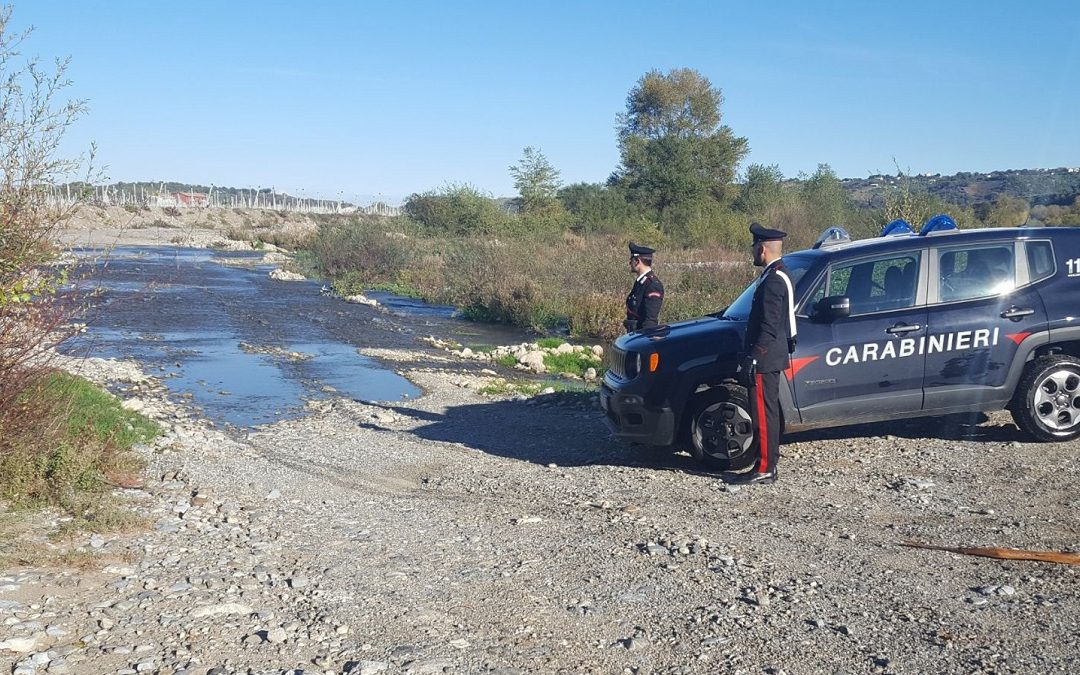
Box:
404 184 513 235
331 270 365 296
312 218 415 284
568 292 625 340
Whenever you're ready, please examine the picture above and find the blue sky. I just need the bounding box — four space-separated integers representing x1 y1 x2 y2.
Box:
13 1 1080 204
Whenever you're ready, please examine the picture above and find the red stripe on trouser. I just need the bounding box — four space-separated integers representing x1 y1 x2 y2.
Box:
755 372 768 472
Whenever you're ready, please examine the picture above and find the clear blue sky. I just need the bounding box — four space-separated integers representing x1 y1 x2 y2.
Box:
13 1 1080 204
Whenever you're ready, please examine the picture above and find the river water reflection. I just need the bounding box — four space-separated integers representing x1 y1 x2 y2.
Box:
64 247 532 428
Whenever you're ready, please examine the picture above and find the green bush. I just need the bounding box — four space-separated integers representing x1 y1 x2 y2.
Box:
313 217 415 285
567 292 624 339
331 270 365 296
404 184 513 235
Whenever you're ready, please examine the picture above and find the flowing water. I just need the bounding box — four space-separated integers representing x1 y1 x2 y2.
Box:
63 247 534 428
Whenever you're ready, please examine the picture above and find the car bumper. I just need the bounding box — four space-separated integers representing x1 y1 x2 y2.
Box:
600 382 676 446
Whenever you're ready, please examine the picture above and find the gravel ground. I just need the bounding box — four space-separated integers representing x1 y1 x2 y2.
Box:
2 346 1079 675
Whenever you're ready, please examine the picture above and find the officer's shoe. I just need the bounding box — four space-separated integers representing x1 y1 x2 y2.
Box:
730 468 777 485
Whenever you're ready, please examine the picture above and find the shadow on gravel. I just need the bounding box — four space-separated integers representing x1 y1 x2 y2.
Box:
370 393 718 474
371 397 1027 473
788 412 1028 444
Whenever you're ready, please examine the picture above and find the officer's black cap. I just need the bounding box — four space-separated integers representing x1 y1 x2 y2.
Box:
749 222 787 243
629 241 656 257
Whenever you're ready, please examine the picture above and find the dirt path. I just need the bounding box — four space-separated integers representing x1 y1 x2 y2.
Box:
3 347 1079 674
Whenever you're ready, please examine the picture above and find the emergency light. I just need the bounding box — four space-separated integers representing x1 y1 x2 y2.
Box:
881 219 913 237
812 226 851 249
920 214 958 236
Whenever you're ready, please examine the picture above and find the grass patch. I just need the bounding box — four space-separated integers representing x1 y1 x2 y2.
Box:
536 337 567 349
542 351 603 377
1 371 160 510
49 372 161 449
51 495 148 539
477 379 545 397
494 354 518 368
0 510 138 568
477 379 597 403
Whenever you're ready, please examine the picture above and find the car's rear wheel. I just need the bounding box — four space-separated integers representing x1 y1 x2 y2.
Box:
1011 355 1080 442
688 385 758 471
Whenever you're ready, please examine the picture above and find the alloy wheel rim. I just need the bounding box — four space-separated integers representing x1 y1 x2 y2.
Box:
697 402 754 460
1033 367 1080 432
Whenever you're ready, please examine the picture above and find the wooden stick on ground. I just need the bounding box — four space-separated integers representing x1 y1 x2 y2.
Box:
900 541 1080 566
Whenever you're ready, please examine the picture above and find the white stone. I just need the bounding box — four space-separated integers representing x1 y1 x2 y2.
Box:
190 602 252 618
344 294 379 307
0 636 37 653
517 351 546 373
269 268 305 281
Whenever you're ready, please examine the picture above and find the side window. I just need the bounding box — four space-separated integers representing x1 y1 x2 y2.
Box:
1025 240 1054 282
939 244 1014 302
812 253 920 315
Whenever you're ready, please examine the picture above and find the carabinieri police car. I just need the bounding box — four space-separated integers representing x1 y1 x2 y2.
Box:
600 216 1080 469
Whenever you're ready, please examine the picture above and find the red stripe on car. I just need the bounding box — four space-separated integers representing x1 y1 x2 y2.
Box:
784 356 819 380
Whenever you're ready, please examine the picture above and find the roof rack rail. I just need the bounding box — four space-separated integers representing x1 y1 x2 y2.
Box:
920 214 958 236
881 219 913 237
813 226 851 249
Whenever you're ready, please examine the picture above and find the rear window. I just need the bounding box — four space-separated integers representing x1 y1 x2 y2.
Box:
939 244 1015 302
1026 240 1055 281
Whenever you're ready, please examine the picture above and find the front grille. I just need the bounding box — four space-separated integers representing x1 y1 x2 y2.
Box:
605 345 627 379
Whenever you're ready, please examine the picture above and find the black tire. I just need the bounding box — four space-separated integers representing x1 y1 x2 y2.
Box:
688 385 758 471
1010 355 1080 442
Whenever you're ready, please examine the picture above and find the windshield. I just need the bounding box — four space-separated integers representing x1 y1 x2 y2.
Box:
721 253 817 320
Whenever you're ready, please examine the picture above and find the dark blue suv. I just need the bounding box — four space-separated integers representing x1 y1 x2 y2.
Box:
600 222 1080 469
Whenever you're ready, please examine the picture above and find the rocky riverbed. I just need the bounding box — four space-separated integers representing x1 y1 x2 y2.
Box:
2 340 1079 674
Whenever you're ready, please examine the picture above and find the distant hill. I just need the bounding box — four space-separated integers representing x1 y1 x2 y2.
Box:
839 167 1080 208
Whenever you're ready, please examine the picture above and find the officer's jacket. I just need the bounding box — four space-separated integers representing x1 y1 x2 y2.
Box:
625 270 664 331
744 260 795 372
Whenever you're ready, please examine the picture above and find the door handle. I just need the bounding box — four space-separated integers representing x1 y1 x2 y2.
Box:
1000 306 1034 320
886 323 922 334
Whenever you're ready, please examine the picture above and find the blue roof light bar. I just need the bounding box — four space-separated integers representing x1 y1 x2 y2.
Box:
920 214 958 236
881 219 913 237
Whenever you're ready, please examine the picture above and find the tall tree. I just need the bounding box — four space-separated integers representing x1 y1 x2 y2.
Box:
509 146 561 213
613 68 748 216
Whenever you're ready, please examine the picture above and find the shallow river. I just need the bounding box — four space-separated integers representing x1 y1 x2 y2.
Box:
64 247 533 428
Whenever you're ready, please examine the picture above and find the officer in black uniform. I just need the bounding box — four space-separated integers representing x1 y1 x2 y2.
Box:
624 242 665 332
733 222 796 485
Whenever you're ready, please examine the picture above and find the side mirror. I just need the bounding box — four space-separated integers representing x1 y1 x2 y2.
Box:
814 295 851 321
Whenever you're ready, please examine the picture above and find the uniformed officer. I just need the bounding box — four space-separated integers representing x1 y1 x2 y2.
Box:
624 242 665 332
733 222 796 485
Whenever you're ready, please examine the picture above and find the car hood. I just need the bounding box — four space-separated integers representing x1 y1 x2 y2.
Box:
615 315 746 359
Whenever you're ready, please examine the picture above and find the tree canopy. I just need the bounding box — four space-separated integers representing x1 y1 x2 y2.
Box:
613 68 748 220
509 146 561 213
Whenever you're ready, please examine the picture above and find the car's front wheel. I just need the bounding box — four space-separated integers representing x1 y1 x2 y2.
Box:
1011 355 1080 442
688 385 758 470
